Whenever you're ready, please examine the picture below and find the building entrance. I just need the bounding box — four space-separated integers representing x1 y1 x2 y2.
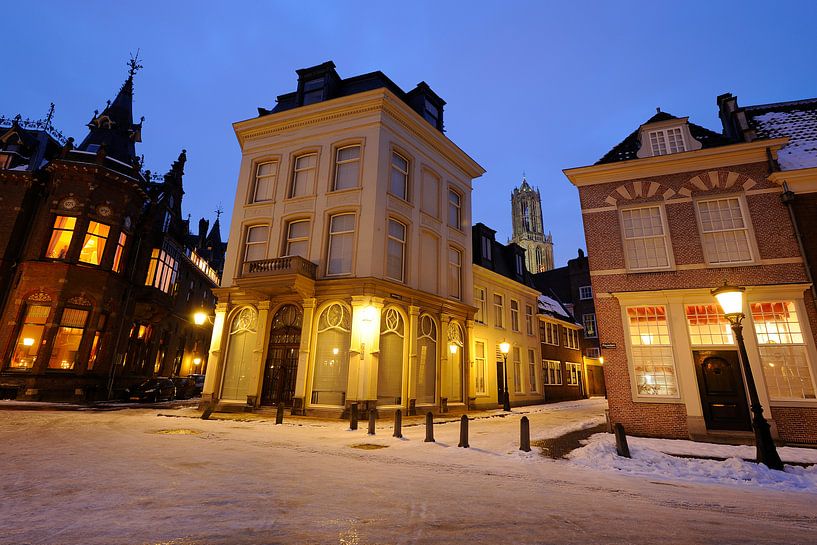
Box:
261 305 302 406
693 350 752 431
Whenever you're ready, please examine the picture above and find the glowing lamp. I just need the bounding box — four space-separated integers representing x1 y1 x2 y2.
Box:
22 337 35 347
193 357 202 366
499 341 510 355
193 311 207 326
449 343 458 355
332 347 339 356
599 356 604 365
711 282 745 322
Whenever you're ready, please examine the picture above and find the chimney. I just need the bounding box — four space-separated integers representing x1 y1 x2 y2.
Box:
198 218 209 246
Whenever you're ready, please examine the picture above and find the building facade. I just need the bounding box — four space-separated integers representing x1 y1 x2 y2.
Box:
566 108 817 444
537 294 587 402
203 62 484 416
510 177 554 273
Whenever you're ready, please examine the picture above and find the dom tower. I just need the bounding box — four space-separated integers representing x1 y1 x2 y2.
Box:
510 176 554 273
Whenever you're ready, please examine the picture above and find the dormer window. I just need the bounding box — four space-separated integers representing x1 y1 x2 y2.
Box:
648 127 686 156
423 99 439 127
302 77 325 105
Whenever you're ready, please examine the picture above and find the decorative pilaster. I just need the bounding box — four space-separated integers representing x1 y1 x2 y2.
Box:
406 305 420 413
202 302 229 403
292 297 316 413
246 300 271 407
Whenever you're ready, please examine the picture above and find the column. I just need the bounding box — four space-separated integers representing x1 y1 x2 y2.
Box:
465 319 475 409
440 313 451 409
406 305 420 413
246 300 271 407
202 302 228 403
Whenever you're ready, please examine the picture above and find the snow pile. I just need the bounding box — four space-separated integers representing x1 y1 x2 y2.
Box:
568 433 817 492
752 110 817 170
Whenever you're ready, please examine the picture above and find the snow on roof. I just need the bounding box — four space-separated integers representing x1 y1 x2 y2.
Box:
538 294 572 320
750 109 817 170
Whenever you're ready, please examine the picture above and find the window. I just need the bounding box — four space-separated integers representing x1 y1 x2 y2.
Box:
112 232 127 272
302 77 324 105
87 332 102 371
474 340 487 395
525 305 534 335
752 301 815 400
513 347 522 393
685 304 734 345
481 236 492 261
284 220 310 259
627 306 678 397
312 303 352 405
448 247 462 300
510 300 520 332
421 170 440 217
378 307 404 406
474 287 487 324
423 99 439 127
528 349 537 393
564 328 580 349
448 189 462 229
621 206 670 270
586 347 601 358
145 247 179 294
493 294 504 328
583 314 597 338
579 286 593 300
515 254 524 276
290 153 317 198
696 197 753 264
542 321 559 345
543 360 562 385
648 127 685 156
10 304 50 369
243 225 268 262
162 211 172 233
386 219 406 282
390 152 409 200
416 314 437 404
46 216 76 259
252 161 277 202
79 221 110 265
48 308 89 369
333 145 360 190
565 363 581 386
327 214 355 276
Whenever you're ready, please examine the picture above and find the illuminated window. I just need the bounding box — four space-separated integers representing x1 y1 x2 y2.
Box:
525 304 534 335
112 232 127 272
390 152 409 200
583 314 597 338
145 247 178 294
621 206 670 270
448 189 462 229
386 219 406 282
326 214 355 276
48 308 89 369
541 322 559 345
513 347 522 393
627 305 678 397
543 360 562 385
46 216 76 259
474 287 487 324
528 349 537 393
474 340 487 395
493 294 504 328
378 308 404 406
648 127 685 156
290 153 317 198
416 314 437 404
333 146 360 190
243 225 268 262
565 362 581 386
448 247 462 300
696 197 753 264
563 328 580 350
586 347 601 358
284 220 310 258
10 304 50 369
252 161 277 202
752 301 815 400
79 221 110 265
685 304 734 345
87 332 102 371
510 300 520 332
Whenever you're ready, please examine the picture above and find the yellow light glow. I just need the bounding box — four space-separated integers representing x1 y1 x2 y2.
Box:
22 337 35 347
137 325 147 339
193 312 207 326
599 356 604 365
449 343 458 355
712 282 745 317
499 341 510 354
332 347 339 356
640 334 654 345
193 357 202 366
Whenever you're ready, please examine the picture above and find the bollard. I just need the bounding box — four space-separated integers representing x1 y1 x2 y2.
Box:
275 403 285 425
393 409 403 438
200 403 214 420
614 423 631 458
350 402 359 431
520 416 531 452
424 411 435 442
458 414 469 448
368 409 376 435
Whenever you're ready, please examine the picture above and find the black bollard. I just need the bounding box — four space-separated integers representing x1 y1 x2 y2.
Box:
520 416 531 452
424 411 435 442
275 403 284 425
200 403 214 420
393 409 403 438
350 402 359 431
368 409 376 435
614 423 631 458
458 414 469 448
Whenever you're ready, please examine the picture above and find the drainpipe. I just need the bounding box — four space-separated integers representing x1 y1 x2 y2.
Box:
780 182 817 311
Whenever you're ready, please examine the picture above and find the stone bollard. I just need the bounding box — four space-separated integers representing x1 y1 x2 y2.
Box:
350 402 359 431
424 412 435 442
458 414 469 448
614 423 631 458
393 409 403 438
275 403 285 425
201 403 214 420
368 409 376 435
520 416 531 452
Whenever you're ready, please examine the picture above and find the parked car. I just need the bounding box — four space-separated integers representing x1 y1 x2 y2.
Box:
187 374 205 397
172 376 197 400
127 377 176 403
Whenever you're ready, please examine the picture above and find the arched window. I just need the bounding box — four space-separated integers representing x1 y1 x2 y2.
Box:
378 307 404 406
221 307 258 401
416 314 437 404
10 293 52 370
312 303 351 406
446 322 464 402
536 247 544 272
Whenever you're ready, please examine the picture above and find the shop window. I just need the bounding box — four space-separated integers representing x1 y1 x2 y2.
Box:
312 303 351 406
378 308 404 406
416 314 437 404
10 304 50 369
626 305 678 397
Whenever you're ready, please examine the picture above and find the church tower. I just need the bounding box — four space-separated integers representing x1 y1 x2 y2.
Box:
510 175 554 273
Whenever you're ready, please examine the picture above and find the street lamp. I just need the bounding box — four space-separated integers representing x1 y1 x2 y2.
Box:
499 341 511 412
193 311 208 326
711 281 784 470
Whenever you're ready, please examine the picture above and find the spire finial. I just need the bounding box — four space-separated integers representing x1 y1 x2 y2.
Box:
656 107 661 113
215 204 223 221
127 49 143 79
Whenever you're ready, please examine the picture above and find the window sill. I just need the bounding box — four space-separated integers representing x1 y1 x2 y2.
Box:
3 367 33 373
387 192 412 205
328 186 362 195
246 200 275 207
285 194 317 203
625 266 676 274
702 260 759 268
769 399 817 408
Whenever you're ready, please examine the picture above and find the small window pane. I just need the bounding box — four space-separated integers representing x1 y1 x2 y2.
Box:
334 146 360 190
390 152 409 199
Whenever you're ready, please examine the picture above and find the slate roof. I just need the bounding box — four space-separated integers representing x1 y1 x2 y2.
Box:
743 98 817 170
596 111 733 165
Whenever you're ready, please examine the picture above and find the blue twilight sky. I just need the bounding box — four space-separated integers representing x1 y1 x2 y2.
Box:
2 1 816 266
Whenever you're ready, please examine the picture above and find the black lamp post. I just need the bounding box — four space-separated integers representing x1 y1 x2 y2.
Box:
500 341 511 411
712 282 784 471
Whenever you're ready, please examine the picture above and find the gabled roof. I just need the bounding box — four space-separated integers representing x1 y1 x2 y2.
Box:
743 98 817 170
596 111 733 165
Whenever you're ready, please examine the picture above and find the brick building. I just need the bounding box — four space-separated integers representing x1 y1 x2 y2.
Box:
565 107 817 444
0 62 223 401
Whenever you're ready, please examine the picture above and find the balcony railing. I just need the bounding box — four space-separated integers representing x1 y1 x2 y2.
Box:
241 256 317 279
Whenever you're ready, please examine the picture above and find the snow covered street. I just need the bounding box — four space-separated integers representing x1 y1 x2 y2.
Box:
1 399 816 545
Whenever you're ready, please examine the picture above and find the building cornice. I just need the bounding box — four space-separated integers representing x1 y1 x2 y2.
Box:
563 138 789 187
769 167 817 193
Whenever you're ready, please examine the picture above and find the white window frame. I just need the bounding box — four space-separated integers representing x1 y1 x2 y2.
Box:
493 294 505 329
513 347 522 393
563 327 580 350
565 362 581 386
448 188 462 230
586 347 601 359
528 349 537 393
448 246 462 300
474 339 487 395
578 285 593 300
243 225 268 263
290 153 317 198
542 321 559 345
386 218 407 283
543 360 562 385
624 305 680 399
474 287 487 324
510 300 520 332
583 313 597 338
252 160 277 203
326 213 356 277
332 145 361 191
284 219 310 258
390 151 409 201
694 195 756 265
525 304 534 336
648 127 686 156
620 204 673 272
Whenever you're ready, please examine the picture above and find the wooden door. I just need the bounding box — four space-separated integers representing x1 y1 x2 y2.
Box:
694 350 751 431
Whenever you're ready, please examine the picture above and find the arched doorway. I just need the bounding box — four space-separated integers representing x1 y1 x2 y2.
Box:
446 322 464 403
261 304 303 406
377 307 405 406
221 307 258 401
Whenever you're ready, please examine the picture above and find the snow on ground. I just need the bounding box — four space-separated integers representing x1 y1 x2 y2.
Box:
1 398 817 545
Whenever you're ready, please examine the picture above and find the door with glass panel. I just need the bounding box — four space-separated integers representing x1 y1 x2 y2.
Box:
261 305 302 406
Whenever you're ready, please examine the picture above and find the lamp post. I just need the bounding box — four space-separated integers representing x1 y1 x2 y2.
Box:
499 341 511 412
711 282 784 470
